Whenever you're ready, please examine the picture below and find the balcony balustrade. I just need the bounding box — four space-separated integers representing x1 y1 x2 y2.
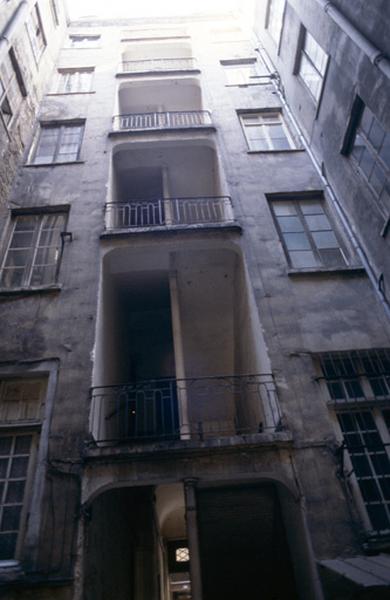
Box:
89 374 282 446
121 57 197 73
105 196 234 229
113 110 212 132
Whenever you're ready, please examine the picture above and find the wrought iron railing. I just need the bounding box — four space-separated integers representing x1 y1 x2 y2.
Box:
113 110 212 131
121 57 197 73
89 374 282 446
105 197 234 229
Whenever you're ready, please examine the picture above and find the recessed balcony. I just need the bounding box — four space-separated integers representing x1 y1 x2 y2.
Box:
112 110 212 132
120 57 198 74
105 196 233 230
90 374 281 446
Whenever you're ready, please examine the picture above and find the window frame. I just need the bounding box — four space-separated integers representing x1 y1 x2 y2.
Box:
239 109 297 152
342 97 390 215
296 27 328 105
265 0 286 50
26 3 47 65
221 59 266 86
0 208 69 290
0 51 25 130
49 0 60 27
30 121 85 165
269 194 348 270
50 68 94 95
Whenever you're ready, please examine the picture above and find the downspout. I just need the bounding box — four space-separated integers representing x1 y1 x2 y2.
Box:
313 0 390 80
0 1 29 64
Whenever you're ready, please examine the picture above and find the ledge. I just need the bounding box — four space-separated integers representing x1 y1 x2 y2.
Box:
100 222 242 240
287 266 367 277
116 68 201 78
45 91 96 96
247 148 305 155
0 284 62 297
24 161 84 168
108 125 216 137
84 430 294 462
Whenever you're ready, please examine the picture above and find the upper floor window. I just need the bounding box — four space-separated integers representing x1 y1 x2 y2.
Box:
222 59 265 86
266 0 285 46
31 122 85 165
26 4 46 64
49 0 59 26
240 110 296 151
68 35 100 48
0 52 23 128
0 211 67 289
297 29 327 102
345 99 390 213
270 196 347 269
51 68 94 94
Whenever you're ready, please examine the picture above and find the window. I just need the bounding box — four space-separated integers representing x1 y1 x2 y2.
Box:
68 35 100 48
26 4 46 64
320 350 390 533
0 378 46 560
270 196 346 269
240 111 296 151
222 60 266 85
51 69 94 94
0 211 67 289
266 0 285 45
31 122 84 164
0 52 22 127
347 101 390 213
297 29 327 102
49 0 59 26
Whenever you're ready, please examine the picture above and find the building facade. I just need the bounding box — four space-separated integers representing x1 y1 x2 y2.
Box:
0 1 389 598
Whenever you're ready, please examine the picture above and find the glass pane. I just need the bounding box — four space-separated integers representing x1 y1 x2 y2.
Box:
368 118 385 151
9 231 35 249
300 53 322 100
300 201 324 215
5 480 25 503
359 479 382 502
277 216 304 232
359 147 375 178
318 248 345 267
0 458 9 478
4 249 30 267
289 250 318 268
14 436 32 455
304 31 327 75
304 214 331 231
378 478 390 501
327 381 346 400
0 532 17 559
371 454 390 476
1 505 22 531
30 265 56 286
272 202 297 216
312 231 339 249
272 137 291 150
9 457 29 478
351 455 372 477
369 163 386 196
0 268 24 288
284 232 311 250
360 108 374 136
249 138 270 151
0 437 12 456
367 504 390 531
379 132 390 165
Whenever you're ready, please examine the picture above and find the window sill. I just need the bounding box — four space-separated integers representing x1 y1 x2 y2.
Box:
247 148 305 154
287 266 366 277
24 160 84 167
0 284 62 297
45 91 95 96
63 46 101 50
224 82 270 88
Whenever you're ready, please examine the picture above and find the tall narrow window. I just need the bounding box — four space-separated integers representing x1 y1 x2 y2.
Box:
49 0 59 26
266 0 285 45
348 101 390 212
0 212 67 289
26 4 46 64
0 52 23 127
51 69 94 94
240 111 296 151
297 29 328 102
270 196 346 269
32 122 84 164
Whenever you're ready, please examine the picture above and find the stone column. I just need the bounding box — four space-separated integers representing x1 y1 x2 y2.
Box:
184 478 202 600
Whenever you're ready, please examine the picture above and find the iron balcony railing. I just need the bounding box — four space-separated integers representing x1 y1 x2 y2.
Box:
121 57 197 73
105 197 234 229
113 110 212 131
89 374 282 446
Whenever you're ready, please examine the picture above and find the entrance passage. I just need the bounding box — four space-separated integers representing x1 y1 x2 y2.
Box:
197 485 299 599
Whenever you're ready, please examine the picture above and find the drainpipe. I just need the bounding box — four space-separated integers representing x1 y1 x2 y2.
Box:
313 0 390 80
0 1 30 65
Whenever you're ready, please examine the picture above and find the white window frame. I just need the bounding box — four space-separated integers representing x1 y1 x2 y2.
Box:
297 28 328 103
0 52 23 129
51 68 94 94
266 0 286 48
31 121 85 165
26 4 46 65
269 195 347 269
0 211 67 289
222 60 263 86
240 110 296 152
